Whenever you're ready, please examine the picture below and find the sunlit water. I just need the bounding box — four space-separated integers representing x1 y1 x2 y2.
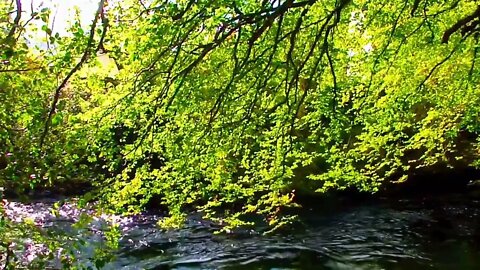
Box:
7 193 480 269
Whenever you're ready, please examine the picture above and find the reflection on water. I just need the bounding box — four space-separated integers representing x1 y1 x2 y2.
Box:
11 193 480 269
108 194 480 269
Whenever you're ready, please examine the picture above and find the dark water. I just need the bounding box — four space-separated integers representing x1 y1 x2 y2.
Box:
9 192 480 269
105 193 480 270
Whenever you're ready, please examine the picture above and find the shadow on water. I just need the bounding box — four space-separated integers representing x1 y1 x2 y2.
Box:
105 191 480 270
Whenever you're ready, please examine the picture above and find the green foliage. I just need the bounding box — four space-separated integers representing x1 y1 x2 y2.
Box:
1 2 116 268
2 0 480 236
82 0 480 230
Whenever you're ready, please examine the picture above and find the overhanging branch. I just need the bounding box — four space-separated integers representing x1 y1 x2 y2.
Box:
39 0 107 148
442 5 480 43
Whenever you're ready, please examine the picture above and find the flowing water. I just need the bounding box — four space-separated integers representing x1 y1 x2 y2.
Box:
6 192 480 269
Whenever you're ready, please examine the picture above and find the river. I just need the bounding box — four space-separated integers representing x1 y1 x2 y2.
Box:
4 192 480 269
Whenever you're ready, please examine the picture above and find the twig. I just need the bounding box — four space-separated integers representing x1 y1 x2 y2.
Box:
0 67 42 73
4 0 21 44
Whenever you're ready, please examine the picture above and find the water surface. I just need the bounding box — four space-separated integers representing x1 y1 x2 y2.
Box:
8 193 480 269
110 193 480 269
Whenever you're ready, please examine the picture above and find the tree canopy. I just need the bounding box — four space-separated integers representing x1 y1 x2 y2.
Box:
1 0 480 231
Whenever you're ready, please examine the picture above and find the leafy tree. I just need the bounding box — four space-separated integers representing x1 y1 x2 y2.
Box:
74 0 480 229
3 0 480 233
1 1 116 268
